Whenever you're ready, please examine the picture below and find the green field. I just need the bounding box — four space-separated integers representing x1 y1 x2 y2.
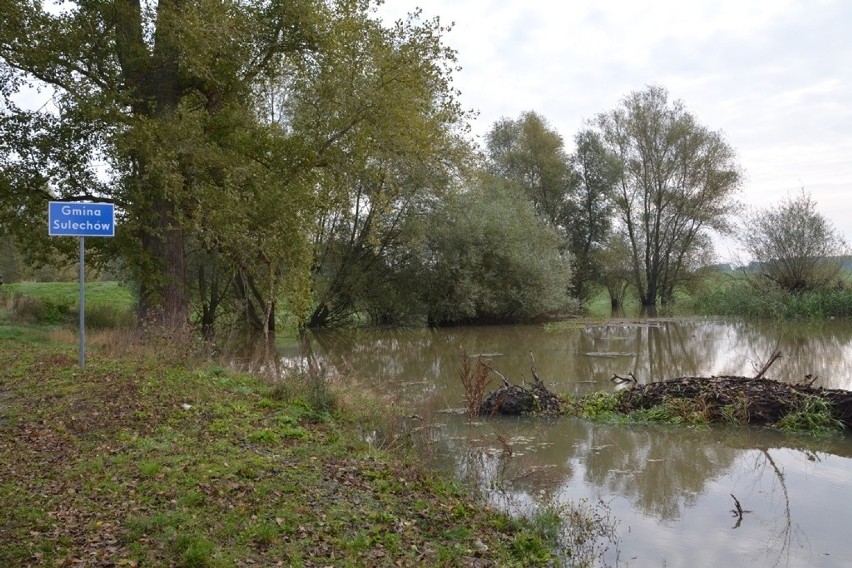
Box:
1 281 135 328
583 268 852 320
2 281 134 311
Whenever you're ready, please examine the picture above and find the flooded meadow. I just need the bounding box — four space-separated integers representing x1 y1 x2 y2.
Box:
297 317 852 566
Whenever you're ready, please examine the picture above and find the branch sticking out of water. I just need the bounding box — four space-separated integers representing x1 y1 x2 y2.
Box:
529 351 541 384
730 494 743 528
754 350 782 379
495 432 513 458
610 373 637 384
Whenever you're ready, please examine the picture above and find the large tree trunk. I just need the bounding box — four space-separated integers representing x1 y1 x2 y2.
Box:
197 252 230 340
116 0 190 329
641 261 658 306
137 201 188 327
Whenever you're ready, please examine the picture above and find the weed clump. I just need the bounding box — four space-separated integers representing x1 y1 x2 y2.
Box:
459 352 492 418
776 395 845 436
7 294 73 324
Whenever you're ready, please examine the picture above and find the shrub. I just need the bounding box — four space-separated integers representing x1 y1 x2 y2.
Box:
459 353 492 418
10 294 73 324
421 179 578 325
741 190 848 294
84 304 135 329
575 391 623 420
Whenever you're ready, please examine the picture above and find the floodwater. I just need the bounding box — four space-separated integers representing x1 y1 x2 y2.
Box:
298 317 852 567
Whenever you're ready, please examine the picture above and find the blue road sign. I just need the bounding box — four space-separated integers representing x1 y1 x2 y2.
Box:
48 201 115 237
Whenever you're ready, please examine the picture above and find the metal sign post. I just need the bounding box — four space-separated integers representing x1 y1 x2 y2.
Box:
48 202 115 369
79 236 86 369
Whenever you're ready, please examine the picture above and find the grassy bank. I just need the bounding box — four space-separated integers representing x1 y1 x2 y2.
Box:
1 281 135 327
695 283 852 319
0 329 555 567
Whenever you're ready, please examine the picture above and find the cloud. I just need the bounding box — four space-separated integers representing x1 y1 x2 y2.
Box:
378 0 852 244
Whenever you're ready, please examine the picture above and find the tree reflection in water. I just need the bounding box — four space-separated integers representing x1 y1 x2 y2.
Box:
298 319 852 566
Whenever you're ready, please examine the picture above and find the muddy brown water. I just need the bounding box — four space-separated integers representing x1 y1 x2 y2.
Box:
291 317 852 566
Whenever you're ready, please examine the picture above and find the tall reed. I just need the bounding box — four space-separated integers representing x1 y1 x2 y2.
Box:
459 352 492 418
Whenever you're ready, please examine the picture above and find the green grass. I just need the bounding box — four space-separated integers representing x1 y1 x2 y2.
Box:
580 268 852 320
0 324 52 344
775 395 846 436
691 271 852 319
3 281 133 310
1 281 134 327
583 284 710 318
583 287 642 318
0 327 555 567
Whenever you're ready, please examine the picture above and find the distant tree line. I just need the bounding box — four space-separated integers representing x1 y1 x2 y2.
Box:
3 1 843 337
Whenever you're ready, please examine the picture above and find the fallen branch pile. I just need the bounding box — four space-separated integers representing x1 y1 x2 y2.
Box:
476 353 564 416
617 375 852 428
471 350 852 429
479 377 563 416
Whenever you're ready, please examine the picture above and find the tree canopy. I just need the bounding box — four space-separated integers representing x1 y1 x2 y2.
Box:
483 112 622 302
563 130 620 301
484 111 571 230
297 7 472 327
1 0 330 328
741 190 848 294
1 3 757 330
420 177 575 325
591 86 742 306
0 0 470 335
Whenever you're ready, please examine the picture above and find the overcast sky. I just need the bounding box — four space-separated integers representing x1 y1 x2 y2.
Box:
377 0 852 261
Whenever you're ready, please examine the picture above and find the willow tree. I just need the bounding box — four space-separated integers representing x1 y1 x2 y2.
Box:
484 113 621 302
742 190 848 294
564 130 620 301
0 0 324 328
485 111 572 230
293 7 473 327
421 177 574 325
593 86 742 306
